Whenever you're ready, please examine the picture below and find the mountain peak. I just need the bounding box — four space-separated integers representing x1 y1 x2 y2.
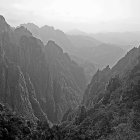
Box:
46 40 63 52
104 65 110 71
21 23 39 30
0 15 6 23
14 26 32 41
47 40 57 46
15 26 32 35
0 15 11 33
45 40 64 60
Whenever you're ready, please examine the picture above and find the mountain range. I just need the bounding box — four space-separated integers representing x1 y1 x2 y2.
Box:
22 23 125 82
92 32 140 50
0 15 86 123
1 15 140 139
67 29 140 51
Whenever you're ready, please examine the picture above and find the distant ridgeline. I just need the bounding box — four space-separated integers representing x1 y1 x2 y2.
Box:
22 22 125 82
0 15 140 139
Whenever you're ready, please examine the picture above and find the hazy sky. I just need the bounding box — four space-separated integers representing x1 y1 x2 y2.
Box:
0 0 140 33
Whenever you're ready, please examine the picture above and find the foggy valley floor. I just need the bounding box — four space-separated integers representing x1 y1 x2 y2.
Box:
0 15 140 140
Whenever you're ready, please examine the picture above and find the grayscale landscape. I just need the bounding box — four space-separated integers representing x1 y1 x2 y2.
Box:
0 0 140 139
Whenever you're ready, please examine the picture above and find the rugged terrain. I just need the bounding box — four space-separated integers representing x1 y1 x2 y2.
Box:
0 15 86 123
22 23 125 80
1 15 140 139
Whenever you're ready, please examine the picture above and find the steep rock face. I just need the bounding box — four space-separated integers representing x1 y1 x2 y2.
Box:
0 15 11 33
0 48 139 140
0 24 49 121
0 46 37 121
40 40 86 122
45 40 86 92
18 35 47 99
0 15 86 123
25 74 49 122
83 66 111 107
16 35 85 123
0 16 50 122
83 47 140 108
57 47 140 140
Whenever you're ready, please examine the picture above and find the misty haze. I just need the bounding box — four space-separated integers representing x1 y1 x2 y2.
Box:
0 0 140 139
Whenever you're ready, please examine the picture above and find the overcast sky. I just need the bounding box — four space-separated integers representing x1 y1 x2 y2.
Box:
0 0 140 33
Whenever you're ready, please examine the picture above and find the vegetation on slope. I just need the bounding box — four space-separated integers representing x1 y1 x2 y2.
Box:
1 55 140 140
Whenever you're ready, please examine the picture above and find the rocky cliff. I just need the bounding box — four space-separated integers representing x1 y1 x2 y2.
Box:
83 46 140 108
56 45 140 140
0 45 37 121
0 15 86 123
